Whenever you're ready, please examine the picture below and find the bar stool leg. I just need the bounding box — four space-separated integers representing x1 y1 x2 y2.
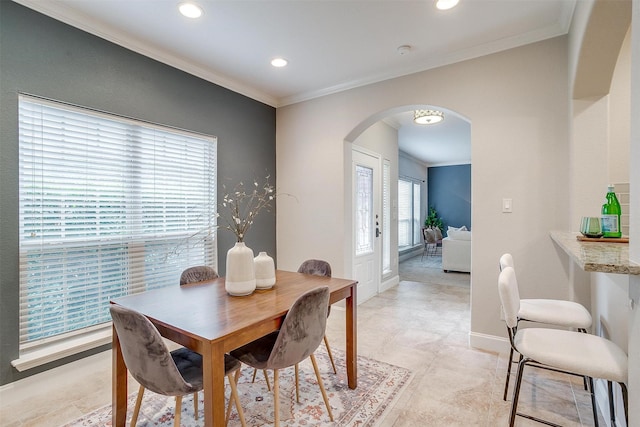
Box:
588 377 599 427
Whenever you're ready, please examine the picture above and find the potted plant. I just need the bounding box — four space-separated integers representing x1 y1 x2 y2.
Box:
425 206 444 231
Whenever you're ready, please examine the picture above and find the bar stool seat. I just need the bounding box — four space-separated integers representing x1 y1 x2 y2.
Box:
515 328 627 384
519 299 592 329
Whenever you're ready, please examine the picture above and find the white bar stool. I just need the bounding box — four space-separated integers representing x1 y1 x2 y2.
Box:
499 253 592 400
498 266 628 427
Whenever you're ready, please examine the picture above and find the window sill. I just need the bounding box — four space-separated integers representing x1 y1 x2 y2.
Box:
11 326 112 372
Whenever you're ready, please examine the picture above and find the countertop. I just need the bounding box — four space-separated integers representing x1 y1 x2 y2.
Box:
550 230 640 275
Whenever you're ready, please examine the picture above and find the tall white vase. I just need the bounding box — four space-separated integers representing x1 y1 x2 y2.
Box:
254 251 276 289
225 242 256 296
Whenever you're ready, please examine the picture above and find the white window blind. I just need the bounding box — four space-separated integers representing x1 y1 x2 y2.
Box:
18 94 217 349
382 161 391 273
398 178 421 249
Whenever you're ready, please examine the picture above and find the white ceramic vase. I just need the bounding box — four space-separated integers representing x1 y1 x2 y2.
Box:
225 242 256 296
254 251 276 289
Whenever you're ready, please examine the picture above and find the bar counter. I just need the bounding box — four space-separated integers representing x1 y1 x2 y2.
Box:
550 230 640 275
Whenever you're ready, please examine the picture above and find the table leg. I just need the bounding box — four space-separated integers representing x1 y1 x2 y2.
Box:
202 342 227 426
346 284 358 389
112 324 128 427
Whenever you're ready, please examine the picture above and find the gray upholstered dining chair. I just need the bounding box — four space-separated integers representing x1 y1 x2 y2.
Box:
498 253 592 400
498 266 627 427
180 265 219 285
109 305 246 427
178 265 220 414
231 286 334 427
297 259 337 374
251 259 337 400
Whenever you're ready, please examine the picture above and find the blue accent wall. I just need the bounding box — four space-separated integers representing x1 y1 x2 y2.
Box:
427 164 471 230
0 2 275 385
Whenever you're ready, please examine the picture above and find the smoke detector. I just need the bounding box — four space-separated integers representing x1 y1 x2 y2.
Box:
397 45 412 55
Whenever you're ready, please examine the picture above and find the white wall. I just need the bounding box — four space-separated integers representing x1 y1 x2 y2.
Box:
569 2 634 424
277 36 570 346
609 27 631 184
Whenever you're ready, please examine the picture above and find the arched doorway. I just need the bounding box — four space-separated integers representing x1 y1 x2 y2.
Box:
344 105 471 303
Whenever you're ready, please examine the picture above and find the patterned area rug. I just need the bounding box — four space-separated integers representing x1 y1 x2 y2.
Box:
62 348 412 427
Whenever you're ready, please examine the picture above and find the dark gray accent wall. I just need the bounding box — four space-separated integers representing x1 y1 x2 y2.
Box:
0 2 275 385
427 164 472 230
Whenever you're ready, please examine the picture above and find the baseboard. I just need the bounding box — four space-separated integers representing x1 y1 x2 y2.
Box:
468 331 510 355
380 275 399 292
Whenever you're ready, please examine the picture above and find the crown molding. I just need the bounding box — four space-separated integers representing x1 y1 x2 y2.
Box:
13 0 278 107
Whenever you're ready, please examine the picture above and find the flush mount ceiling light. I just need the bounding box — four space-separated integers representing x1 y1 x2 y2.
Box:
270 57 288 68
178 2 204 18
414 109 444 125
436 0 459 10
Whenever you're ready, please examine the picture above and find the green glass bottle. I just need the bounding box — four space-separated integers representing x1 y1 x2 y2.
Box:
601 185 622 238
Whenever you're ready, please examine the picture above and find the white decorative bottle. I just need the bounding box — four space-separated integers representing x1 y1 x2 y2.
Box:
225 242 256 296
254 251 276 289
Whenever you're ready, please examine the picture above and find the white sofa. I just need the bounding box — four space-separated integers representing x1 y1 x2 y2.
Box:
442 228 471 273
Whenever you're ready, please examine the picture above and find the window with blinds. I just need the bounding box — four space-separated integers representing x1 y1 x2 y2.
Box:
398 178 421 249
18 94 217 350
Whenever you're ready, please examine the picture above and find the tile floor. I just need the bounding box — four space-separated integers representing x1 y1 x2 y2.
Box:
1 255 602 426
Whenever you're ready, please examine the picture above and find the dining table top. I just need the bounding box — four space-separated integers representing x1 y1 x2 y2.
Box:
111 269 357 348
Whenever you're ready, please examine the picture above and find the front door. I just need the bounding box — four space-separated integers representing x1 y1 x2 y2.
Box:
352 148 381 303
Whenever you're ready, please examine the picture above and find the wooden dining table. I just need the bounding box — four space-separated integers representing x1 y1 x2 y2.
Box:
110 269 358 427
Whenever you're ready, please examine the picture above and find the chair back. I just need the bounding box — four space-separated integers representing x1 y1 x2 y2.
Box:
298 259 332 277
423 228 437 244
499 253 514 271
110 305 197 395
267 286 330 370
497 266 521 328
180 265 218 285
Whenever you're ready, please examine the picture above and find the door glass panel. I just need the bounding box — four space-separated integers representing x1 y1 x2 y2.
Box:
355 164 373 255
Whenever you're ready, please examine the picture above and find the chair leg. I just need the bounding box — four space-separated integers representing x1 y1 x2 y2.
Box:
252 367 271 391
310 353 334 422
263 369 271 391
227 371 247 427
620 382 628 426
579 329 589 391
608 381 616 426
174 395 182 427
588 377 599 427
508 358 527 427
503 346 515 401
273 369 280 427
323 335 337 374
226 370 239 424
295 363 300 403
130 385 145 427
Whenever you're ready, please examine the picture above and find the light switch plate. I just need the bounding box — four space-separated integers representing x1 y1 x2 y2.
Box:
502 198 513 213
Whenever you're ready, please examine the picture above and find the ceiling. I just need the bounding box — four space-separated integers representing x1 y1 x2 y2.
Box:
14 0 577 165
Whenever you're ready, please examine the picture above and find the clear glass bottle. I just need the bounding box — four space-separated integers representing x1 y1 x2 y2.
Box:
601 185 622 238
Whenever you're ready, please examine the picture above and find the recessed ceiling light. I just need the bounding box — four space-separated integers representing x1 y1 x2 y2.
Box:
436 0 459 10
271 58 288 68
179 2 204 18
